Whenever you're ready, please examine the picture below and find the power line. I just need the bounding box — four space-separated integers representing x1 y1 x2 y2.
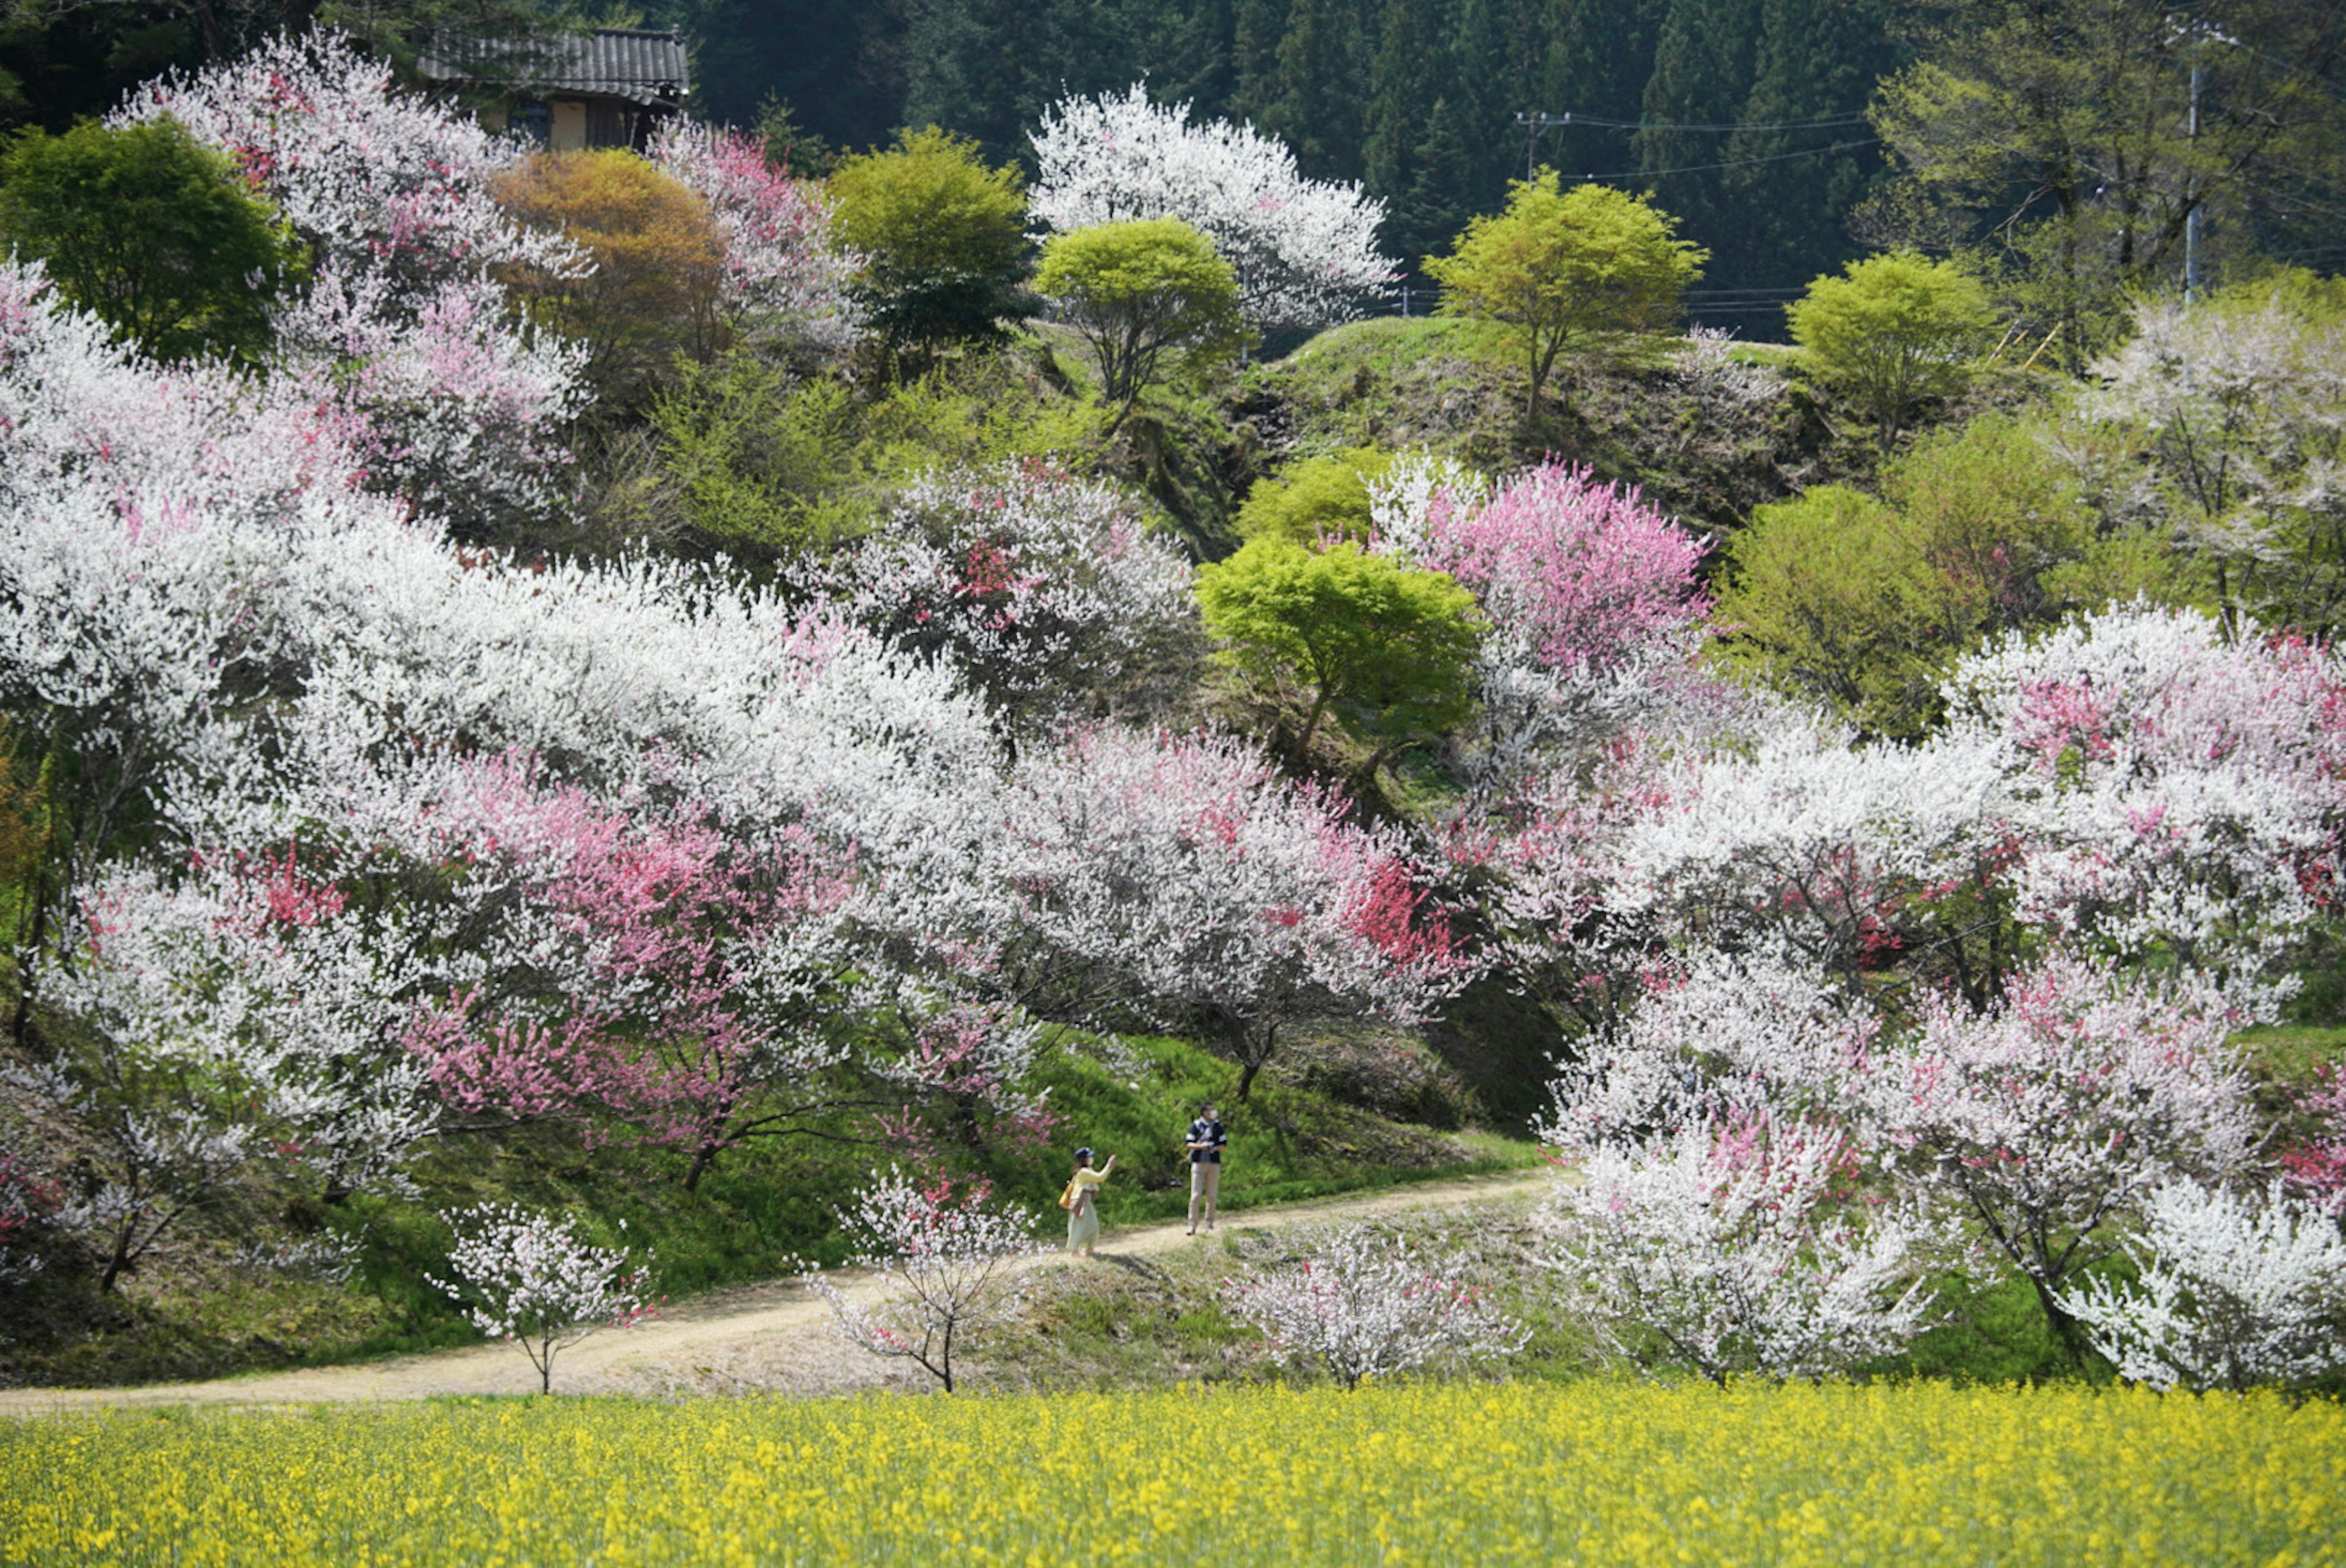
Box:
1577 137 1882 180
1552 112 1872 134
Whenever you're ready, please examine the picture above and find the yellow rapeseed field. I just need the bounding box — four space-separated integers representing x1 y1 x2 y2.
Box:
4 1380 2342 1566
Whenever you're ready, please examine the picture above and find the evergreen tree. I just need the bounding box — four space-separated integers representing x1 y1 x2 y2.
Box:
1400 96 1477 274
1632 0 1762 257
1262 0 1369 179
1717 0 1898 310
1362 0 1445 202
1227 0 1292 126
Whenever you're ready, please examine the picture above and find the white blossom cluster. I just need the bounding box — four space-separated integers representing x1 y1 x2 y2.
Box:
1029 84 1394 332
427 1203 652 1393
2056 1180 2346 1393
805 1168 1045 1391
1221 1223 1527 1388
791 459 1196 731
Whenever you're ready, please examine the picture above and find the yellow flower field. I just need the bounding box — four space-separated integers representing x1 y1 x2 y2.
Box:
5 1380 2342 1566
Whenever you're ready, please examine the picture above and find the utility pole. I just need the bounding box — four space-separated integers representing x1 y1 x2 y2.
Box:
2185 56 2204 303
1514 112 1572 181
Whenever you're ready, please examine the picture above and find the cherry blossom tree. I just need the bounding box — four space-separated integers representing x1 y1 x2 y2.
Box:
428 1203 654 1393
1028 85 1393 333
868 999 1060 1154
791 458 1197 733
1221 1223 1527 1388
1945 603 2346 977
1549 1114 1939 1383
805 1167 1045 1392
1855 957 2265 1352
406 766 866 1189
1368 453 1720 794
2055 1180 2346 1393
646 120 859 354
962 726 1478 1099
117 33 594 533
2083 280 2346 638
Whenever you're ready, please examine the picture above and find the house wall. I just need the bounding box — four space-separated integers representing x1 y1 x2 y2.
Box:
551 98 588 150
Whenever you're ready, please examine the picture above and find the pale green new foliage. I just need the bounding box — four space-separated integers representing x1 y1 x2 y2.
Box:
1714 411 2191 737
1787 252 1997 449
827 126 1032 363
1196 538 1482 759
1034 217 1248 410
1424 173 1706 418
1237 447 1397 547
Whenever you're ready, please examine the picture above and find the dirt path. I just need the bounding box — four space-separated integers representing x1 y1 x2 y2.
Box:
0 1169 1554 1413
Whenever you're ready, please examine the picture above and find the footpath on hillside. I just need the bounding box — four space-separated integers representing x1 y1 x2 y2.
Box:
0 1169 1552 1413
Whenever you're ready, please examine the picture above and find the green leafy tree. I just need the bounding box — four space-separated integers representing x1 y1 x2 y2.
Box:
1713 412 2187 735
1237 446 1397 547
0 117 298 366
1865 0 2346 370
1033 216 1248 414
1786 250 1997 450
827 125 1035 372
1424 172 1706 418
1195 537 1483 763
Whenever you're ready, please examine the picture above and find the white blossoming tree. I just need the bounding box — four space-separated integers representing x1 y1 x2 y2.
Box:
1222 1223 1527 1388
1029 85 1393 334
2056 1181 2346 1393
805 1168 1046 1392
428 1204 655 1393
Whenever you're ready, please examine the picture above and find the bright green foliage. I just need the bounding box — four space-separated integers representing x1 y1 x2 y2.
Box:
0 117 299 366
1787 251 1997 449
647 343 1103 565
1713 412 2188 736
1196 538 1482 759
1424 173 1706 417
1034 217 1248 410
1237 447 1398 547
827 125 1034 369
1712 485 1930 734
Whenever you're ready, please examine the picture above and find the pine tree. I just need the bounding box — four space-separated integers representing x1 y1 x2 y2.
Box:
1717 0 1898 323
1262 0 1370 178
1401 95 1477 274
1632 0 1762 256
1363 0 1445 202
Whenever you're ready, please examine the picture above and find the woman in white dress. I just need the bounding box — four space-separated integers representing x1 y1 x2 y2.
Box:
1064 1147 1116 1255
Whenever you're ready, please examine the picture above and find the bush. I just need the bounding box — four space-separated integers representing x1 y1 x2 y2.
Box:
493 149 727 414
0 117 299 366
828 125 1034 371
1787 251 1997 450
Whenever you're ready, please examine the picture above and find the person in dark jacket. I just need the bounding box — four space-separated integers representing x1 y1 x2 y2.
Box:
1185 1102 1227 1234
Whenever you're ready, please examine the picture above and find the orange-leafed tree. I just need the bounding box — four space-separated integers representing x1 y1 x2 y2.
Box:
494 150 728 414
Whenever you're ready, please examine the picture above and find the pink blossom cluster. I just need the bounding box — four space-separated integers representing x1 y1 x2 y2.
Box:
646 120 858 351
1369 453 1722 792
